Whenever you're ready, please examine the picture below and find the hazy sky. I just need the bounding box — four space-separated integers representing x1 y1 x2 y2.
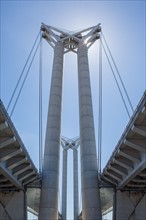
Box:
1 1 145 219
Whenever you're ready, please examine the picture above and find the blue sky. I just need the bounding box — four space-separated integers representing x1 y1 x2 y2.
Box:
1 1 145 219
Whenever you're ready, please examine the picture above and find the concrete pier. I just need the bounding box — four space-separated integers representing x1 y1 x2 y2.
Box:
114 190 146 220
73 147 79 220
0 190 27 220
78 42 102 220
61 148 68 220
39 41 64 220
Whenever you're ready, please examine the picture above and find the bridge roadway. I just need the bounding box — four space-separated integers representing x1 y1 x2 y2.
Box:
0 100 40 219
0 91 146 219
0 100 40 189
100 91 146 219
101 91 146 189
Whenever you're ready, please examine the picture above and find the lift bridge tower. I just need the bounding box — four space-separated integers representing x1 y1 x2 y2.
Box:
39 23 102 220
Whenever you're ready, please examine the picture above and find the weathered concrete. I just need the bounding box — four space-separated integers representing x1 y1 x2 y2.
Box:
0 190 27 220
114 190 146 220
73 148 79 220
61 148 68 220
39 41 64 220
77 42 102 220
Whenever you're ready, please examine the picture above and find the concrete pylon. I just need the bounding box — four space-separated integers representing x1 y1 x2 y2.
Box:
61 145 68 220
61 138 79 220
78 42 102 220
39 41 64 220
40 23 101 220
0 190 27 220
73 146 79 220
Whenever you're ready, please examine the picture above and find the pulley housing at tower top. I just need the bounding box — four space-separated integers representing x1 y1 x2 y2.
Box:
41 23 101 53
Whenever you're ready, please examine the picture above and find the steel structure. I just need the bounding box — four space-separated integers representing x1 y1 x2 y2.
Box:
0 100 40 220
0 100 39 190
102 92 146 189
101 91 146 219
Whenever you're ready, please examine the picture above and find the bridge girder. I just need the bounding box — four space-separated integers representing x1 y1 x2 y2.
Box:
0 100 40 191
102 92 146 190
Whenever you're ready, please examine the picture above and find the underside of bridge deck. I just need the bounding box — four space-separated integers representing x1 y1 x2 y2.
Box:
0 100 40 220
102 92 146 190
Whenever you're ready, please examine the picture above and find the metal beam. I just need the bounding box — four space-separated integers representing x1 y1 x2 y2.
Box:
139 171 146 177
132 125 146 137
0 176 8 183
0 161 22 189
1 149 22 161
109 164 127 176
13 164 31 176
0 137 16 149
105 170 122 182
118 150 140 163
0 183 13 187
114 158 133 170
0 122 8 131
132 178 146 183
23 176 38 185
127 183 146 188
118 155 146 189
102 175 117 185
19 171 35 182
7 157 26 169
124 140 146 153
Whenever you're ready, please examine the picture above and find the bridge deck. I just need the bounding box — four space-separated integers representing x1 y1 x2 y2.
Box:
102 91 146 189
0 100 40 190
1 91 145 217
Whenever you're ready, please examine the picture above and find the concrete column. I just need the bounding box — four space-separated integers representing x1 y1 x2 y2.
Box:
112 188 117 220
115 190 146 220
77 42 102 220
73 148 79 220
39 41 64 220
0 190 27 220
62 148 68 220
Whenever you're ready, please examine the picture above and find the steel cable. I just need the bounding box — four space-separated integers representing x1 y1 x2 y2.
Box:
10 39 41 117
101 41 131 118
98 36 102 174
7 31 40 111
39 34 43 173
101 31 134 112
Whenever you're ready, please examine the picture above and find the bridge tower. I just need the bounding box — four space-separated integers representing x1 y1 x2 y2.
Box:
39 23 102 220
61 137 80 220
